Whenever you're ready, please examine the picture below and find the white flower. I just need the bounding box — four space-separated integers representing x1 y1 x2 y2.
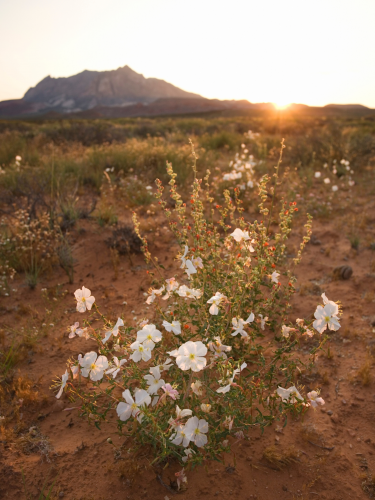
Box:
307 390 325 408
163 278 179 299
281 325 295 338
144 366 165 395
136 324 162 349
296 318 304 326
182 448 196 463
304 328 314 337
56 370 69 399
170 425 190 447
277 386 303 403
157 357 173 372
79 352 108 381
313 293 340 334
130 341 152 362
259 314 268 330
191 380 204 396
177 285 202 299
208 336 232 358
207 292 227 315
102 317 124 344
231 313 254 337
105 357 127 378
184 416 208 447
70 354 82 379
172 341 207 372
200 403 211 413
169 405 193 430
230 228 250 243
69 322 83 339
192 257 203 269
165 277 179 291
184 259 197 277
162 320 181 335
15 155 22 162
271 271 280 284
324 178 330 184
179 245 189 269
348 180 355 187
314 172 321 178
332 185 338 192
217 362 247 393
74 286 95 313
116 389 151 423
146 286 165 304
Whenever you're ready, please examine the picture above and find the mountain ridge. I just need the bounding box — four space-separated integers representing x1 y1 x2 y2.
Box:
0 66 374 119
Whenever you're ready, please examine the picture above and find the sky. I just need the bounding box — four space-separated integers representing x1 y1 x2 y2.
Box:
0 0 375 107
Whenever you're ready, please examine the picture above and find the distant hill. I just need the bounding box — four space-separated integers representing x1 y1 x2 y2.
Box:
0 65 202 117
0 66 374 119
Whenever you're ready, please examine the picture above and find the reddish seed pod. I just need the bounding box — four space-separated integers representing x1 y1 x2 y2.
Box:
238 253 241 258
264 242 269 247
271 263 276 268
187 225 191 230
294 208 298 211
184 324 189 330
208 243 211 247
285 210 289 215
278 282 281 286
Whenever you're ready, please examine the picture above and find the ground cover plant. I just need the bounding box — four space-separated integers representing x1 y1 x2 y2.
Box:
0 108 375 499
53 142 336 473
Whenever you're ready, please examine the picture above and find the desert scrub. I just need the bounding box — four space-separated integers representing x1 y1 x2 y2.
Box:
53 142 341 481
0 209 61 288
0 261 16 296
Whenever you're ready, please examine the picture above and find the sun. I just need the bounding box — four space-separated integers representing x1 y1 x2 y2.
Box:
273 101 291 110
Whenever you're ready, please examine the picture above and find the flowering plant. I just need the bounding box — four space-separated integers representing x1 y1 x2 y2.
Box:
53 143 341 475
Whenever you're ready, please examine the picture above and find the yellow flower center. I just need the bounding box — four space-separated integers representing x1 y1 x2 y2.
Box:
147 334 152 340
139 345 144 352
189 353 196 360
90 363 96 370
131 403 137 410
194 428 200 435
325 315 330 322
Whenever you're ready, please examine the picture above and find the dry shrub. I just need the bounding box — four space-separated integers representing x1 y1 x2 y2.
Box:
263 445 299 470
13 376 40 404
16 426 53 461
117 457 142 484
299 282 322 296
357 356 373 386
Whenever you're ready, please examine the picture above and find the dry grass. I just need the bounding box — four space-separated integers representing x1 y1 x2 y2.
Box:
357 356 373 386
263 445 299 470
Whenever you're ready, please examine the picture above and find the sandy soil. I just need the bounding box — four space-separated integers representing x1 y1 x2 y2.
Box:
1 198 375 500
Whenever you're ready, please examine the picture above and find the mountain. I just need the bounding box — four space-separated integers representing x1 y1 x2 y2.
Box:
0 66 374 119
0 65 202 117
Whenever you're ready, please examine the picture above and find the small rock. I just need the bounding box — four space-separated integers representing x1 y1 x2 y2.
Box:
310 234 322 245
59 493 65 498
333 265 353 280
342 399 347 405
327 410 333 416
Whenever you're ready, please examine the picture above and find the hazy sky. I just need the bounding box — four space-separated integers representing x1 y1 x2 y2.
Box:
1 0 375 107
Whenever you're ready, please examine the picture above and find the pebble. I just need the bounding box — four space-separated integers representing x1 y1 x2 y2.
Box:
327 410 333 416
